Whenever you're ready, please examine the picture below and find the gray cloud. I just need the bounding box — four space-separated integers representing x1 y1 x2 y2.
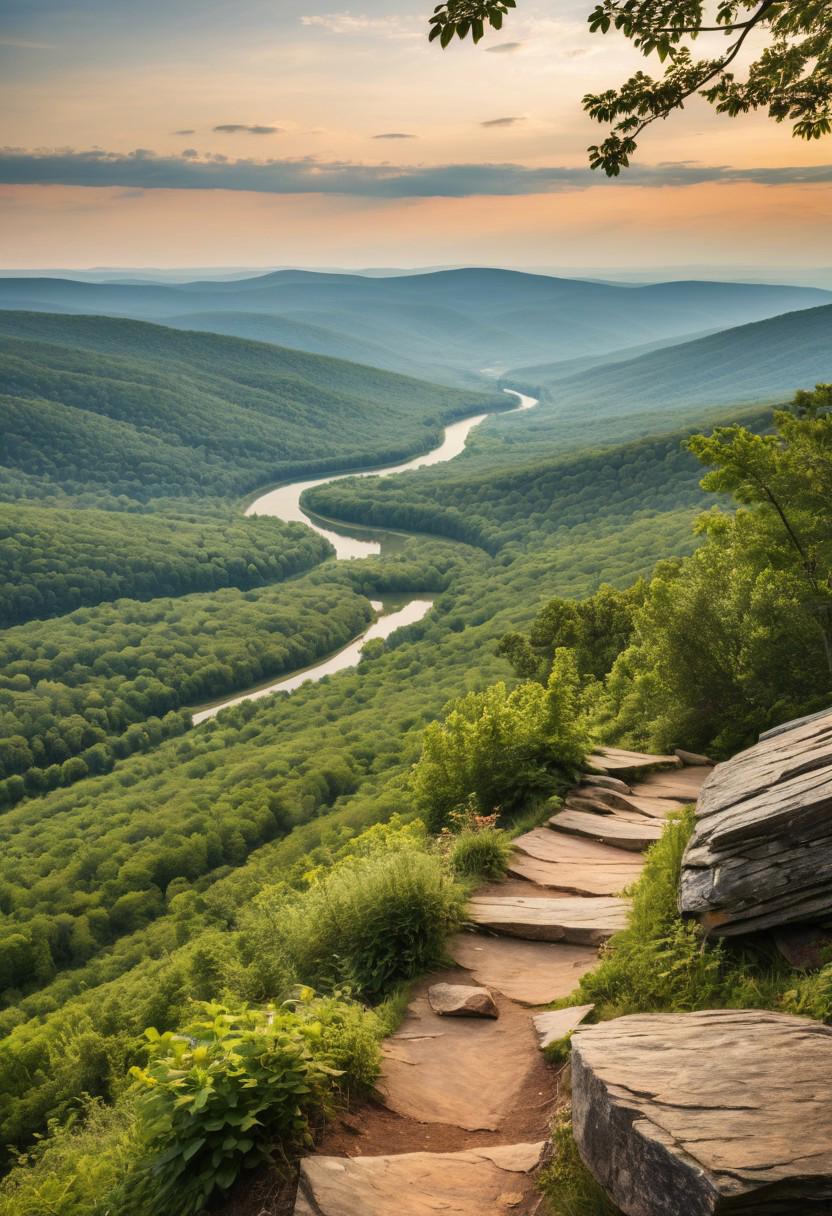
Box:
372 132 416 140
485 41 523 53
181 148 199 159
3 146 832 198
481 116 525 127
213 124 282 135
173 128 195 135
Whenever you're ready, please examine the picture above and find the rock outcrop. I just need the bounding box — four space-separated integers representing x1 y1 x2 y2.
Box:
680 709 832 934
571 1010 832 1216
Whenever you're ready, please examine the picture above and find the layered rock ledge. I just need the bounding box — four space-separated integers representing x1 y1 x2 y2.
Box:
680 709 832 934
571 1009 832 1216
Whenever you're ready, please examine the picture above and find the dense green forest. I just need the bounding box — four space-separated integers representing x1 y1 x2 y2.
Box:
302 419 756 553
0 579 376 807
0 502 330 626
1 283 829 1216
0 311 504 502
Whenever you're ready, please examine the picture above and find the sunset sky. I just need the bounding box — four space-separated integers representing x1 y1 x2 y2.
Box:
2 0 831 272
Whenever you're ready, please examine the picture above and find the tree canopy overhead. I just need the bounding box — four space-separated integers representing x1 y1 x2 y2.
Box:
428 0 832 173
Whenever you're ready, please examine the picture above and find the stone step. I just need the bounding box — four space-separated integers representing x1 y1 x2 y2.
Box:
377 970 546 1131
549 808 664 852
571 787 682 820
578 773 632 794
468 894 630 946
633 766 712 801
294 1142 546 1216
509 827 643 894
588 746 681 777
571 1010 832 1216
450 932 598 1006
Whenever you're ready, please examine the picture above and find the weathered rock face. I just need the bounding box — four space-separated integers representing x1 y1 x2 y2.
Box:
294 1143 545 1216
427 982 498 1018
571 1010 832 1216
680 710 832 934
532 1004 594 1050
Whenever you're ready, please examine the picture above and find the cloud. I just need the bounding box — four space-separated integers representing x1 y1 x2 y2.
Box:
481 116 525 128
0 37 55 49
181 148 199 159
372 132 416 140
173 129 195 136
213 124 282 135
3 146 832 198
485 41 523 53
301 12 417 37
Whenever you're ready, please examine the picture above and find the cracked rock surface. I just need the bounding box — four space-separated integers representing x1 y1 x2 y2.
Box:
680 709 832 934
571 1010 832 1216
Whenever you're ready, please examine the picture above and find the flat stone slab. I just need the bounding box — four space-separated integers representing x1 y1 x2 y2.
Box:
427 982 498 1018
589 746 681 776
510 828 643 894
571 1010 832 1216
450 933 597 1006
575 787 682 820
634 766 711 801
680 710 832 934
549 808 664 852
378 972 541 1130
294 1142 545 1216
468 894 630 946
532 1004 594 1050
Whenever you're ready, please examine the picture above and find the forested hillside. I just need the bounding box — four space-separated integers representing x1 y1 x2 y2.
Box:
0 311 504 502
0 502 329 626
509 303 832 420
303 417 765 552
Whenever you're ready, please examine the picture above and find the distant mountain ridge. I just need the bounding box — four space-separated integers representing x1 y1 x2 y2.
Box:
0 268 828 387
509 304 832 434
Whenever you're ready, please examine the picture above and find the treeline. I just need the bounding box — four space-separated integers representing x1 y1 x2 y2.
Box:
0 581 374 807
501 385 832 757
0 311 504 502
303 421 758 554
0 502 330 627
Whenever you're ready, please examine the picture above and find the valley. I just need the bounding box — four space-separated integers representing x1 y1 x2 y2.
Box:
0 267 830 1216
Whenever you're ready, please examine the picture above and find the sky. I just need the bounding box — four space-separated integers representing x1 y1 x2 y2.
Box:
2 0 831 272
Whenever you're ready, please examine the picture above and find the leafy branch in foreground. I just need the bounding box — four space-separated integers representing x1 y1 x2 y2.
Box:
427 0 832 173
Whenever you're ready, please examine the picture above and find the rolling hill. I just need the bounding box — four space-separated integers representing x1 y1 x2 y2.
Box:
0 310 504 502
0 268 828 383
508 303 832 443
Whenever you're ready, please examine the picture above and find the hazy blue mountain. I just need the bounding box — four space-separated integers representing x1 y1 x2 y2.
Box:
504 303 832 448
0 269 828 382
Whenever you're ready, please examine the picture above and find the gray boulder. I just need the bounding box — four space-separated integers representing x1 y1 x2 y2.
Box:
571 1010 832 1216
427 982 498 1018
680 709 832 935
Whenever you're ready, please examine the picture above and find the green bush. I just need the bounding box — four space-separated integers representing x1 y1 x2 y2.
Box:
277 850 466 1001
0 1098 139 1216
127 997 380 1216
412 648 590 830
537 1110 620 1216
448 826 512 880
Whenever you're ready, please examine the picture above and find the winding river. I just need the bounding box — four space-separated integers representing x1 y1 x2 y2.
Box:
191 389 537 724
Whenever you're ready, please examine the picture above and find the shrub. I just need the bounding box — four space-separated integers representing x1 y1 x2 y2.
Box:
412 648 590 830
538 1109 620 1216
448 827 512 880
0 1096 139 1216
127 997 379 1216
277 850 466 1000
